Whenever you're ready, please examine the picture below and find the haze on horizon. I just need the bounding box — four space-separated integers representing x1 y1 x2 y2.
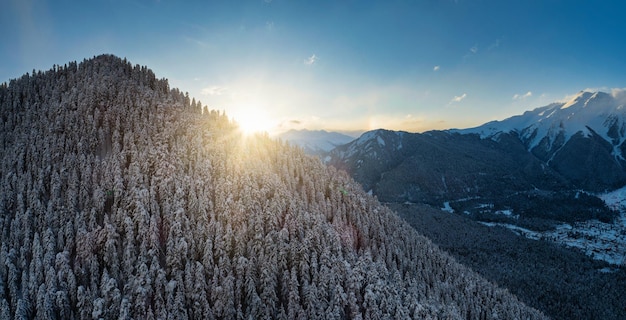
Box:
1 0 625 134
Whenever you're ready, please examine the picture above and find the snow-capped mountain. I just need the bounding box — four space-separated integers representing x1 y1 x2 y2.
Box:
457 91 626 163
452 90 626 190
277 129 355 155
327 90 626 222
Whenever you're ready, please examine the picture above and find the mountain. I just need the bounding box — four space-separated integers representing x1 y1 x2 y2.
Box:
456 91 626 190
277 129 355 155
328 129 574 205
328 93 625 222
0 55 546 318
326 96 626 319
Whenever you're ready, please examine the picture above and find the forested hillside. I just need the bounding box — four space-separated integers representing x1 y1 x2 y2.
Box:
0 55 545 319
391 203 626 320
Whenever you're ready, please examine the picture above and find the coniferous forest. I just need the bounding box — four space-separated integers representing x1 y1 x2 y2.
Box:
0 55 547 319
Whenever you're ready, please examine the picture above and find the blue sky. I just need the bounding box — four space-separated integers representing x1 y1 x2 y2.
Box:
2 0 625 134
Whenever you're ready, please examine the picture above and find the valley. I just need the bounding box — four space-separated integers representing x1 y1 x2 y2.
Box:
391 202 626 320
437 188 626 266
313 91 626 318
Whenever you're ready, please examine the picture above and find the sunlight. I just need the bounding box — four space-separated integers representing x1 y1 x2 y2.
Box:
233 107 276 136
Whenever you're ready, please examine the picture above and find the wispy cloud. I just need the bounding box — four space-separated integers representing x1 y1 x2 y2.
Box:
184 36 210 48
512 91 532 100
433 65 440 71
265 21 274 31
201 86 228 96
304 54 318 66
450 93 467 103
463 45 478 59
487 38 501 51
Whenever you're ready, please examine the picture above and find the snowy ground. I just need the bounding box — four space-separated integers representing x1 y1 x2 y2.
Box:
475 187 626 266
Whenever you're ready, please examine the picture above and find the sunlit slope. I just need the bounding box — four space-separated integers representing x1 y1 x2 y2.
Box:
0 55 545 319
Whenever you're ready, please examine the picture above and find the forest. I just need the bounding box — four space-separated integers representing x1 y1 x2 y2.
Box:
0 55 547 319
392 202 626 320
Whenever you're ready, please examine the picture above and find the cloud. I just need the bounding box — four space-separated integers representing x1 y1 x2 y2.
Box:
265 21 274 31
513 91 532 100
201 86 228 96
611 87 626 103
184 36 210 48
463 45 478 59
450 93 467 103
304 54 318 66
433 65 440 71
487 38 501 51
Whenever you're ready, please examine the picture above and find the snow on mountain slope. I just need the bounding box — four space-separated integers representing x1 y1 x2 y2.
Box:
278 129 355 154
457 91 626 159
331 129 407 162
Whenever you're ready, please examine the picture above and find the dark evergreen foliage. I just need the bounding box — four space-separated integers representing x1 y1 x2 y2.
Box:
393 203 626 320
0 55 546 319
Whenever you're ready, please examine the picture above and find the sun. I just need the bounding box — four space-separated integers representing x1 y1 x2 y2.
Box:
233 107 275 136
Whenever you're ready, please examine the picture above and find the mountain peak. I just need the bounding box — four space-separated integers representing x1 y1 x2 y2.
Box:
450 89 626 190
457 90 626 149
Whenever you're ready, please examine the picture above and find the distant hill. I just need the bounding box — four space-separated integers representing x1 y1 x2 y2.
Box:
0 55 545 318
277 129 355 155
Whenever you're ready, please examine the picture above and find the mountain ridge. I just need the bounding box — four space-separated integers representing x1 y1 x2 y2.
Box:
277 129 355 155
324 92 626 217
456 90 626 165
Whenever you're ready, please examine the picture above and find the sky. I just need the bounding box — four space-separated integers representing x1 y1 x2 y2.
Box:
2 0 626 135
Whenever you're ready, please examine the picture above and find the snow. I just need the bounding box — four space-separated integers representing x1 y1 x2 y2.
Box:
279 129 355 153
355 130 378 146
478 222 542 240
475 186 626 266
453 90 626 156
494 209 517 218
599 185 626 211
377 136 385 146
441 201 454 213
479 219 626 265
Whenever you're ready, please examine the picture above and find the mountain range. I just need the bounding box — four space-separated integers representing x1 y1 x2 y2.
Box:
457 90 626 190
327 91 626 224
277 129 355 155
325 90 626 318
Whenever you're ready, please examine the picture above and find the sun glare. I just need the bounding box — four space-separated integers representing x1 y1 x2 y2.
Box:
234 107 275 136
